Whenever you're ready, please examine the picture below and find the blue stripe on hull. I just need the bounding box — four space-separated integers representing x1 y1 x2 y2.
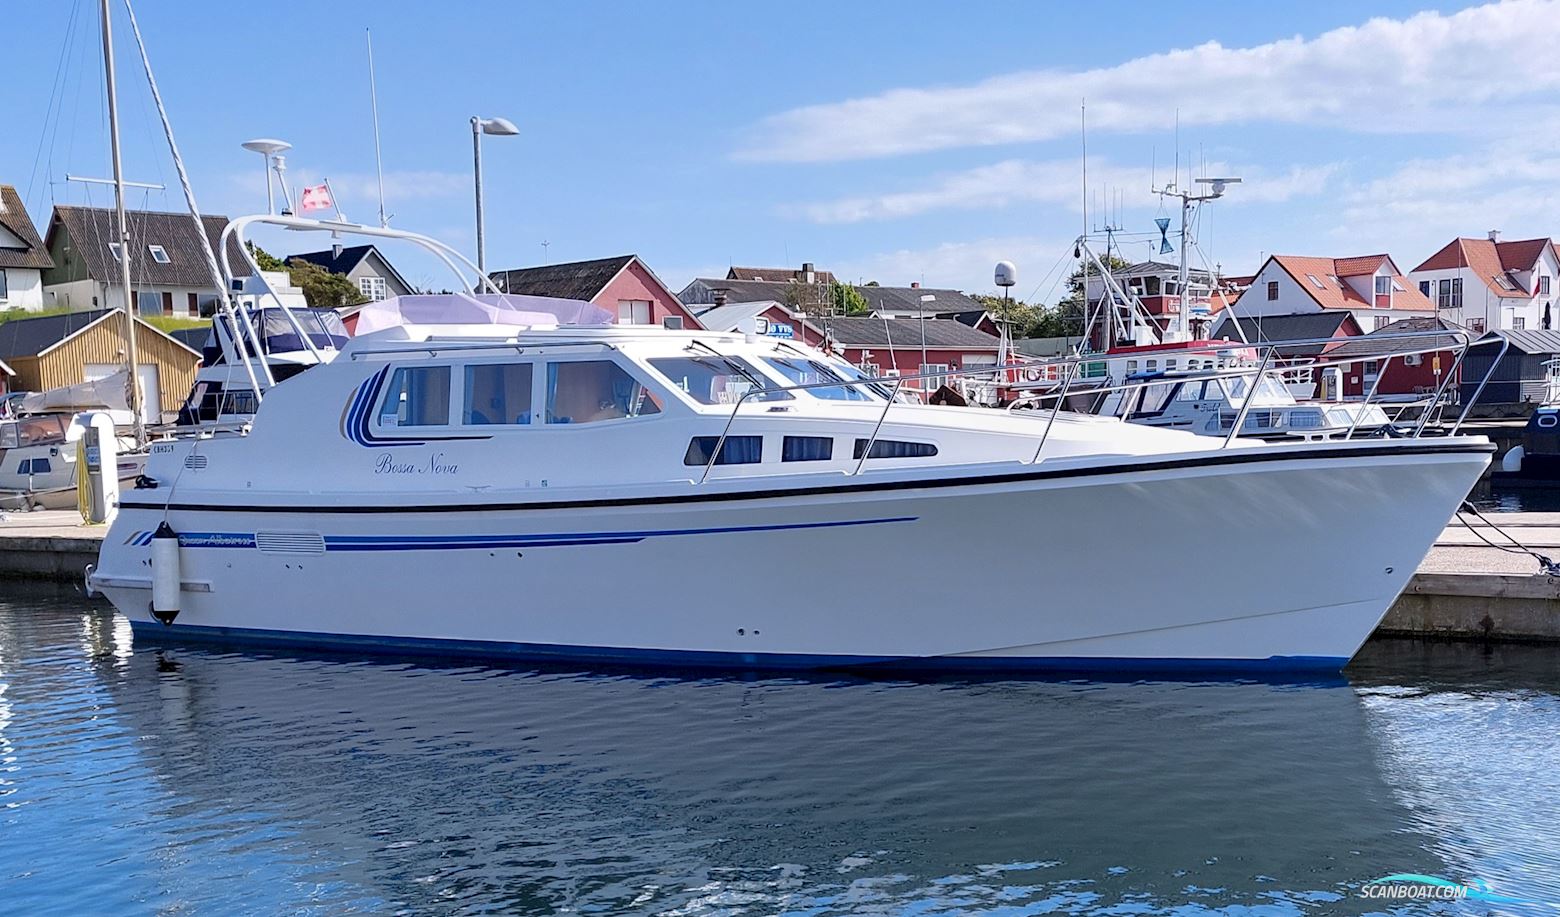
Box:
127 620 1349 676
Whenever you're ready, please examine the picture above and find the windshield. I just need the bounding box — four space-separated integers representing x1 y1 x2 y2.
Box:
762 357 881 401
1220 374 1294 406
649 355 791 405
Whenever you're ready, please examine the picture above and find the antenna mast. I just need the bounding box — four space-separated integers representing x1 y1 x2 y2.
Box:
367 29 389 227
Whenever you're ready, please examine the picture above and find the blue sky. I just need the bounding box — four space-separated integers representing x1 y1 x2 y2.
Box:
8 0 1560 301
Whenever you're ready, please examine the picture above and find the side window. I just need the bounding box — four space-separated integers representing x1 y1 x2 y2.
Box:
379 365 451 427
649 356 788 404
546 360 661 424
464 363 534 425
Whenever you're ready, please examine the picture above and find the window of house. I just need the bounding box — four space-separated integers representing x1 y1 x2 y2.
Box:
684 435 761 465
463 363 534 425
920 363 950 389
358 275 388 301
649 356 787 405
1391 279 1406 293
782 436 834 462
546 360 661 423
1329 275 1342 286
1514 316 1526 330
1307 274 1325 289
107 242 123 261
1266 281 1279 300
1543 276 1553 296
1374 275 1391 296
617 300 651 324
0 269 8 301
1437 279 1452 309
662 316 684 330
1419 280 1432 297
147 244 170 264
1468 318 1486 334
378 365 451 426
1375 316 1392 331
135 290 162 315
1452 278 1463 307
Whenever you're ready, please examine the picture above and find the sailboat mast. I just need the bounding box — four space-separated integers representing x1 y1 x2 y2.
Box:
100 0 146 446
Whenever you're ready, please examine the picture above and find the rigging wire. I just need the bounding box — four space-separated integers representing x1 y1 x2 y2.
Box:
26 0 85 214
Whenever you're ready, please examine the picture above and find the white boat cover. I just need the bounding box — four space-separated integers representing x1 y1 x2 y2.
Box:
18 370 133 415
352 293 615 335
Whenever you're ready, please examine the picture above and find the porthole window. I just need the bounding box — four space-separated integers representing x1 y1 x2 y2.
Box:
852 439 938 460
684 436 762 465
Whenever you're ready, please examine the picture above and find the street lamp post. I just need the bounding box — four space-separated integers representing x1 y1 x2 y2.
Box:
919 293 935 394
470 115 519 276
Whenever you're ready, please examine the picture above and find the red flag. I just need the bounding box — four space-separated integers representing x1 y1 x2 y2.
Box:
299 184 334 212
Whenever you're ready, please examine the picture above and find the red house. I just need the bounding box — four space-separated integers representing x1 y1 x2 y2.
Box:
812 316 1004 393
1326 315 1467 397
490 255 702 329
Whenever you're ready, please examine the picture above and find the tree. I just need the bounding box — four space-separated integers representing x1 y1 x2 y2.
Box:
1047 252 1133 339
285 260 368 308
832 281 871 316
247 242 287 272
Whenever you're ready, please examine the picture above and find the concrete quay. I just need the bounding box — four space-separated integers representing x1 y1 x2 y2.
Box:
4 508 1560 646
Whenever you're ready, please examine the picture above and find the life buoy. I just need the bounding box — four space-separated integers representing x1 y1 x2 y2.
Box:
1024 368 1042 382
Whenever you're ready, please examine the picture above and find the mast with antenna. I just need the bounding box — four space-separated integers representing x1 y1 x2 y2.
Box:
99 0 146 447
367 28 389 227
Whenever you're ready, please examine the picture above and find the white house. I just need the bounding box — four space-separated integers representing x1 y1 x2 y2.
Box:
40 205 248 316
1227 253 1434 332
0 185 53 311
1407 232 1559 333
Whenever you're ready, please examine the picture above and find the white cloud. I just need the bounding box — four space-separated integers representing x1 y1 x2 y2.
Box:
737 0 1560 162
829 234 1078 299
787 158 1339 224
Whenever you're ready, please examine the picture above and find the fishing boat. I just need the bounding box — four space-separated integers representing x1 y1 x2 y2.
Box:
87 214 1494 673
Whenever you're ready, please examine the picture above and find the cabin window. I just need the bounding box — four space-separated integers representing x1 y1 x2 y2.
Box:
684 436 762 465
10 415 66 447
463 363 534 425
379 365 451 426
763 357 875 401
17 458 50 475
852 439 938 460
782 436 834 461
648 356 788 405
546 360 661 424
1125 360 1138 375
1134 383 1175 416
147 244 170 264
1175 381 1206 402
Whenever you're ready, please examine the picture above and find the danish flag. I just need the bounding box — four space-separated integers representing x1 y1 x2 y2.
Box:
299 183 334 212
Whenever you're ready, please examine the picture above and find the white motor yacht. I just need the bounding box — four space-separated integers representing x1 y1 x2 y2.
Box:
1097 369 1392 438
88 215 1492 673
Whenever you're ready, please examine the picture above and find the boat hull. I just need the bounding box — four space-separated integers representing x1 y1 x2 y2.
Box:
94 441 1490 672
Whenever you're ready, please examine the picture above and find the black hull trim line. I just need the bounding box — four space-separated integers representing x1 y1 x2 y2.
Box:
119 440 1494 516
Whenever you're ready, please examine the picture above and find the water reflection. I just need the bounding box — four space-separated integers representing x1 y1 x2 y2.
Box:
1 584 1556 914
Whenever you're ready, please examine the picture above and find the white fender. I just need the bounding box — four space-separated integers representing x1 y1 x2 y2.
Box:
150 522 181 624
1502 445 1525 474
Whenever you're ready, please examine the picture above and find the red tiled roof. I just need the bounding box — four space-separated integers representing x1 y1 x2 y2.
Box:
1250 254 1435 313
1411 237 1537 299
1333 254 1389 277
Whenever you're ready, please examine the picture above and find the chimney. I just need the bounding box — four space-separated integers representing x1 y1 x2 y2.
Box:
802 261 815 284
712 288 729 307
910 281 920 289
1489 229 1502 242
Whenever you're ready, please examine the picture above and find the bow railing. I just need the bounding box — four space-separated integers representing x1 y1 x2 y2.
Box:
695 328 1506 484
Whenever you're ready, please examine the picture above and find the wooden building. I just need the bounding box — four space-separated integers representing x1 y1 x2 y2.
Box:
0 309 200 423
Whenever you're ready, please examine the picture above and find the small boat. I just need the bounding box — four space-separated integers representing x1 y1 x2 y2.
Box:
1097 369 1392 439
88 214 1494 674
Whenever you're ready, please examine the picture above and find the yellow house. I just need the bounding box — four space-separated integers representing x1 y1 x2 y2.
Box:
0 309 200 422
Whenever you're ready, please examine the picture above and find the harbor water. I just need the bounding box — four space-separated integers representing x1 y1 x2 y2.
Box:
2 581 1558 914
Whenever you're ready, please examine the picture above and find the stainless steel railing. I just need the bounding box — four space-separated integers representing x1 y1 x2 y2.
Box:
695 328 1506 483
